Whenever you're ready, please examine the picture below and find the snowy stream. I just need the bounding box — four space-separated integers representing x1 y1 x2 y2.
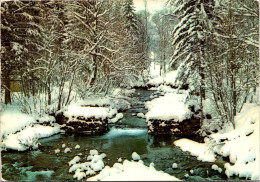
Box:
1 89 239 181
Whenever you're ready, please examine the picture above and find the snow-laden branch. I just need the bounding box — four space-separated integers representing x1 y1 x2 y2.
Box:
213 33 259 48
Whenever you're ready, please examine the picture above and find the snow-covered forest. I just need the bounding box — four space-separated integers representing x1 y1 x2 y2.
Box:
1 0 259 181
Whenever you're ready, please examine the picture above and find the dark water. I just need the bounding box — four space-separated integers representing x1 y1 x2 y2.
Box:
1 89 239 181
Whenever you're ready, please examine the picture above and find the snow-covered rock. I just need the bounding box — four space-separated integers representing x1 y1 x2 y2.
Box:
73 170 86 180
174 138 216 162
132 152 141 161
149 162 155 168
109 113 124 123
54 149 60 154
211 104 259 180
147 76 163 87
175 104 259 180
90 149 99 156
2 124 60 151
64 106 112 120
145 93 192 122
64 148 71 153
172 163 178 169
87 160 180 181
69 156 81 166
0 110 60 151
136 113 145 118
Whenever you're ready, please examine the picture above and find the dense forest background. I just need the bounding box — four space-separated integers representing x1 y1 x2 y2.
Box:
1 0 259 131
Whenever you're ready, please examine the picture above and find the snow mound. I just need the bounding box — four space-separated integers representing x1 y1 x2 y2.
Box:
64 148 71 153
137 113 145 118
69 156 81 166
210 103 259 180
64 105 112 120
54 149 60 154
145 93 192 122
174 138 216 162
109 113 124 123
0 111 36 138
90 149 99 156
68 150 106 180
2 124 60 151
212 164 222 173
132 152 141 161
87 160 180 181
172 163 178 169
147 76 163 87
164 70 178 86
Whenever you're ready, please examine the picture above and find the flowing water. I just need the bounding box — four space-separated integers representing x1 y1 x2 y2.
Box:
1 89 240 181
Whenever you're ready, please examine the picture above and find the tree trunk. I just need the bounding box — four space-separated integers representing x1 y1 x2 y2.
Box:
47 80 51 105
3 69 11 104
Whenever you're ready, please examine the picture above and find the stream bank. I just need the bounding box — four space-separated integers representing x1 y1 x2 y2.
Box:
1 88 240 181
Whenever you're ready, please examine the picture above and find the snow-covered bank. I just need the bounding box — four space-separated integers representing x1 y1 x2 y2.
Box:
174 103 260 180
145 70 201 135
88 160 180 181
1 111 60 151
174 138 216 162
147 70 178 88
145 93 192 122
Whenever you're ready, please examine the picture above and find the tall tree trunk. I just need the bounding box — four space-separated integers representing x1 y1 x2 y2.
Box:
89 57 97 86
47 78 51 105
3 69 11 104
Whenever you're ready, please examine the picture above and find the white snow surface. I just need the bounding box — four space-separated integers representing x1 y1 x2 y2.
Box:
64 148 71 153
147 76 164 87
145 93 192 122
164 70 178 86
172 163 178 169
69 156 81 166
109 113 123 123
131 152 141 161
174 138 216 162
64 105 112 120
68 150 106 180
87 160 180 181
2 124 60 151
1 110 37 137
210 103 260 180
136 113 145 118
90 149 99 156
175 104 260 180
